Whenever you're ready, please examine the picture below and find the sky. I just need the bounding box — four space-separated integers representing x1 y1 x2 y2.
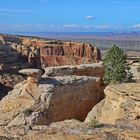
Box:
1 0 140 32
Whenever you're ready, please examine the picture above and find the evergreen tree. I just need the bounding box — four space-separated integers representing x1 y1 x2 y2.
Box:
103 45 133 84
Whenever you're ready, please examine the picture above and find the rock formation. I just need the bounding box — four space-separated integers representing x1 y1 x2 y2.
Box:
0 63 103 127
0 118 140 140
0 63 140 139
22 119 140 140
130 62 140 80
41 42 101 66
1 34 139 140
85 83 140 124
0 72 24 99
43 62 103 77
0 34 102 111
0 34 101 70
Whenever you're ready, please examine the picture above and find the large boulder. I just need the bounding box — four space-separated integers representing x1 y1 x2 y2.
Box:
38 76 103 124
85 83 140 124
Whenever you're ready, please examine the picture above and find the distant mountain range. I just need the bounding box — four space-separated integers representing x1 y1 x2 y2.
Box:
4 31 140 41
2 31 140 40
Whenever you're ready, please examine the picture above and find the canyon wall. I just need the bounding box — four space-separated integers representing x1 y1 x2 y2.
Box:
0 34 101 68
41 42 101 66
0 34 102 104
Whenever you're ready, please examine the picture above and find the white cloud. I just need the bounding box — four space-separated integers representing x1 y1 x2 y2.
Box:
133 24 140 29
85 16 95 20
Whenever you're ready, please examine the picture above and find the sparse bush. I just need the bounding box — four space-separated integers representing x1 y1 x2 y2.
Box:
103 45 133 84
88 117 98 128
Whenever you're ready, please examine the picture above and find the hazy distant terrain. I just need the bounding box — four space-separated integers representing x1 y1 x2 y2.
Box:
2 32 140 52
25 32 140 52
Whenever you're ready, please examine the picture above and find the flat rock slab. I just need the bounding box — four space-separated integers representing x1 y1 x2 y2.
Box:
43 62 103 77
19 69 42 75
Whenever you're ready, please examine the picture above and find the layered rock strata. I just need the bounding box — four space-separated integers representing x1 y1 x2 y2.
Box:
41 42 101 66
44 62 103 77
85 83 140 124
0 34 101 68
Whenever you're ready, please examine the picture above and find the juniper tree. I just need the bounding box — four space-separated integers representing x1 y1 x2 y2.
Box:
103 45 133 84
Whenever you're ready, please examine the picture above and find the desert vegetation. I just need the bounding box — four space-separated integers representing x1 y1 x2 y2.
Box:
103 45 133 84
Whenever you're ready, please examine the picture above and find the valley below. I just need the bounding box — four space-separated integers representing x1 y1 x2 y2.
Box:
20 32 140 51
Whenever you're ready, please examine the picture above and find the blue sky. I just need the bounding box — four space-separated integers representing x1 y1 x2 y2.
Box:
1 0 140 32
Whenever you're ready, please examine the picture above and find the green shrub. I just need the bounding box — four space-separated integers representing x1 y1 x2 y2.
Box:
103 45 133 84
88 117 98 128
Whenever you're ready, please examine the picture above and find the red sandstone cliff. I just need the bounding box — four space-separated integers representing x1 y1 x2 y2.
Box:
41 42 101 66
0 34 101 67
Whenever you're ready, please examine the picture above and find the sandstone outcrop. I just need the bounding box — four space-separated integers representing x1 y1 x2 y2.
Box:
0 64 106 139
0 63 103 128
41 42 101 66
23 119 140 140
0 119 140 140
0 65 140 139
85 83 140 124
130 62 140 80
0 34 101 69
0 76 102 127
44 62 103 77
19 68 42 82
0 34 101 100
0 69 42 127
